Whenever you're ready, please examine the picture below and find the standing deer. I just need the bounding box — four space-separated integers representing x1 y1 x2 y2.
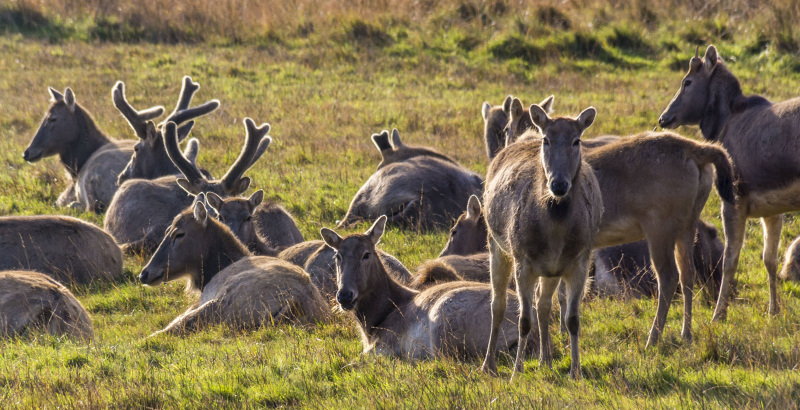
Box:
481 105 603 380
481 96 512 160
659 45 800 320
0 270 93 340
104 118 271 254
0 215 123 285
24 85 162 212
139 195 330 336
320 216 531 359
339 130 483 229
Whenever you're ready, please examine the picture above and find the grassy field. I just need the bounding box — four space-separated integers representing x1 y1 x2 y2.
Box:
2 0 800 407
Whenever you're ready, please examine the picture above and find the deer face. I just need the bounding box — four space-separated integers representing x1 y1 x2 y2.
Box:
206 190 263 246
659 45 719 129
439 195 487 257
24 88 80 162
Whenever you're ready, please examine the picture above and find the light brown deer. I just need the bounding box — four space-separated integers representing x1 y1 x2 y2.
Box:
0 215 123 286
0 270 93 340
659 44 800 320
779 236 800 282
140 195 330 336
481 105 603 380
320 216 531 359
104 118 271 254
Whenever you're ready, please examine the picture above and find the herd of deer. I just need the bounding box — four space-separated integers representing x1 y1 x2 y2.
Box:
3 45 800 380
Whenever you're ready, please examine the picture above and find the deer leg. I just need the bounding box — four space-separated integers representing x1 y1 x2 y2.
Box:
675 229 696 343
481 237 513 376
150 299 222 337
713 201 747 322
645 235 680 348
536 277 560 370
511 258 538 378
55 180 77 208
562 257 588 380
762 215 783 316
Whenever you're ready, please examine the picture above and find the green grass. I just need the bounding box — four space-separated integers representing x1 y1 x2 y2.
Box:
2 3 800 407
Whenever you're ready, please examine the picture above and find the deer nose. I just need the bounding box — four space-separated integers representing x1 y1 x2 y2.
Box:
550 180 570 197
139 269 151 284
336 289 356 309
658 114 674 128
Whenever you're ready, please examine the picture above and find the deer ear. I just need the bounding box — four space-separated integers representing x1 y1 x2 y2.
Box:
232 177 251 196
365 215 387 245
502 95 513 115
248 189 264 211
703 45 718 74
184 138 200 164
481 102 491 122
144 122 158 145
64 88 76 112
510 98 524 119
539 95 555 114
466 195 482 220
193 200 208 226
320 228 343 250
390 129 403 148
576 107 597 131
205 191 224 213
176 178 201 195
529 104 550 131
49 87 64 102
371 131 392 154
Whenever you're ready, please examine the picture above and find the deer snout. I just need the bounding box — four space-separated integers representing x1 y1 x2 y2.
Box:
22 148 42 162
139 268 163 285
550 179 571 197
336 288 358 310
658 113 675 128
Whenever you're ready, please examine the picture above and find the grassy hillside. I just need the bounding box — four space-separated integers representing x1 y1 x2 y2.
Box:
1 0 800 407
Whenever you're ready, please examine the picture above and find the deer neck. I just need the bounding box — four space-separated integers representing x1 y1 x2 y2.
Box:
354 262 417 337
700 67 743 142
59 107 112 176
196 224 252 290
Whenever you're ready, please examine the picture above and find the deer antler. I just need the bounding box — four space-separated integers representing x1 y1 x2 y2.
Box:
220 118 271 193
163 122 206 185
112 81 166 140
159 76 220 129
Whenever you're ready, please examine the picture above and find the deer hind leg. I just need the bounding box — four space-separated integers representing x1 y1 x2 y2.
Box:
561 256 589 380
511 258 539 378
675 228 696 343
150 299 223 337
536 277 560 370
762 215 783 316
645 233 680 348
481 237 513 376
713 201 748 322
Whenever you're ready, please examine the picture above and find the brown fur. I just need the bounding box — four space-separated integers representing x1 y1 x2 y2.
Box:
779 236 800 281
0 215 123 286
320 217 531 359
0 270 93 340
660 45 800 320
481 96 512 160
439 195 488 257
141 196 330 336
372 129 456 170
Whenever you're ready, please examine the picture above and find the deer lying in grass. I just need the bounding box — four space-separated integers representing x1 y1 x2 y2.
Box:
24 86 162 212
278 240 412 298
371 128 455 170
320 216 530 359
779 236 800 282
105 118 271 254
0 270 93 340
115 76 218 184
659 45 800 320
206 190 304 255
139 195 330 336
0 215 122 286
339 130 483 229
481 105 603 380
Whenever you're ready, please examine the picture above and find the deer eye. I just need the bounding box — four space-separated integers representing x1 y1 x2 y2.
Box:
450 229 457 237
362 252 371 260
542 138 550 146
573 139 581 146
174 232 185 239
684 80 692 87
134 145 140 152
334 253 342 262
245 216 252 222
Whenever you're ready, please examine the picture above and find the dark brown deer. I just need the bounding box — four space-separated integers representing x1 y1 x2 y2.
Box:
140 195 330 336
481 105 603 380
320 216 531 359
0 270 93 340
439 195 487 257
659 44 800 321
0 215 123 286
339 130 483 229
115 76 219 184
24 85 162 212
104 118 271 254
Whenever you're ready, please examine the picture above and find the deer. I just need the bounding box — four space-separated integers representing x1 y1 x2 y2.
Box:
205 189 304 256
505 95 736 347
277 240 412 298
779 236 800 282
320 216 532 359
481 95 554 160
480 104 603 380
659 44 800 321
371 128 456 170
139 195 331 336
104 118 271 254
0 270 93 340
114 76 219 184
339 130 483 229
0 215 123 286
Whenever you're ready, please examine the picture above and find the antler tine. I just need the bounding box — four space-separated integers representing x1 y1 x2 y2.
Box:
163 122 205 184
160 76 220 127
112 81 165 139
221 118 271 191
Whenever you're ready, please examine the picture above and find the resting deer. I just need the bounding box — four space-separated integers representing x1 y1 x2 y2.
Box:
0 270 93 340
371 128 455 170
0 215 122 286
139 195 330 336
105 118 271 254
659 45 800 320
320 216 530 359
480 104 603 380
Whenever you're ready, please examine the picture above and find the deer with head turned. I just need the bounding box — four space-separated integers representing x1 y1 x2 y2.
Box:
481 95 554 160
481 104 603 380
140 195 329 335
104 118 272 254
659 44 800 321
371 128 456 170
0 270 93 340
320 216 531 359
